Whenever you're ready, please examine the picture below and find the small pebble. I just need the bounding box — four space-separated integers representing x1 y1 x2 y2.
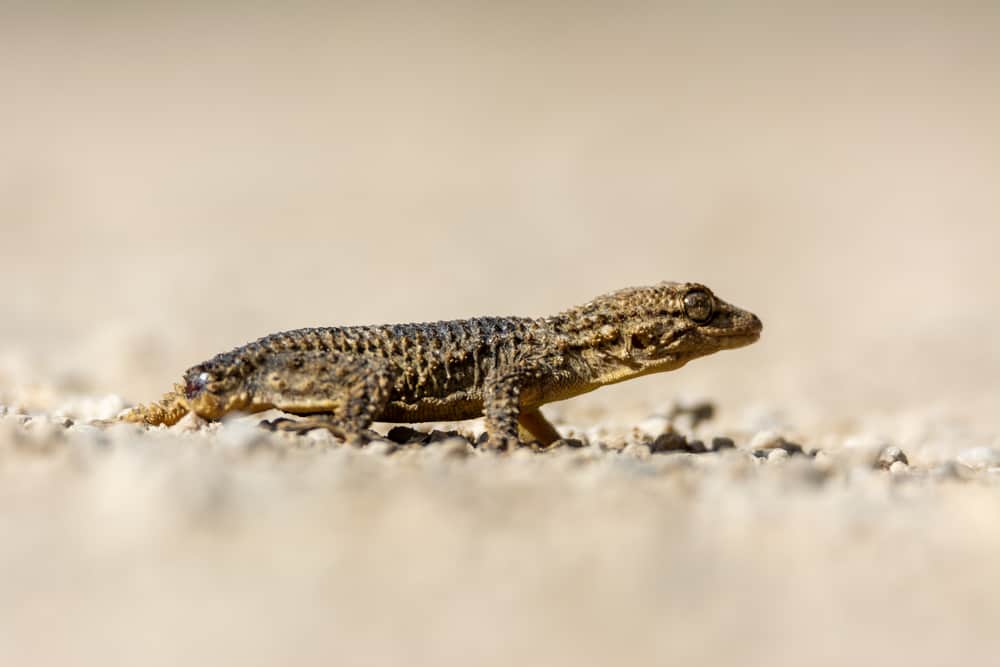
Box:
876 446 909 470
956 447 1000 470
650 432 687 453
780 441 806 456
813 450 834 470
750 432 805 457
174 411 210 432
711 437 735 452
365 440 395 456
386 426 428 445
749 430 784 450
767 448 789 463
889 460 908 474
636 416 670 437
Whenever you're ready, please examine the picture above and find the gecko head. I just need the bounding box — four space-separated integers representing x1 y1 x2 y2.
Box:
182 355 253 419
568 282 762 377
628 282 761 370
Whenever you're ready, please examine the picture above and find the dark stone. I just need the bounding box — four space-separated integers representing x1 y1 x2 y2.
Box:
686 439 707 453
386 426 429 445
711 437 736 452
778 441 805 456
650 432 688 453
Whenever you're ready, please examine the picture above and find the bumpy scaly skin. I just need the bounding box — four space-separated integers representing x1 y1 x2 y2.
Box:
118 282 762 449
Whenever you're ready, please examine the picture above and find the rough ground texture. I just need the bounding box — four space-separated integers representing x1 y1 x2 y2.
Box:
3 409 1000 667
3 3 1000 666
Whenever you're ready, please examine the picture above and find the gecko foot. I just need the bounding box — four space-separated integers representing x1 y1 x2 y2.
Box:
476 432 524 452
259 417 378 445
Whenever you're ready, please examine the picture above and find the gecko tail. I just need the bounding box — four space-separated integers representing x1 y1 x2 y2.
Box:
115 384 191 427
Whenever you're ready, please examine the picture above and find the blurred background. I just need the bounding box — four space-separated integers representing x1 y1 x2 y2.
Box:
3 4 1000 667
2 1 999 424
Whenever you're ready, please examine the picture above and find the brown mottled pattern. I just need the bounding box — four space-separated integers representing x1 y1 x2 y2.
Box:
115 282 762 449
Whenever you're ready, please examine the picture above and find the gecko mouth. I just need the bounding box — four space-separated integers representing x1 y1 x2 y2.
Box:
714 326 762 349
709 310 762 344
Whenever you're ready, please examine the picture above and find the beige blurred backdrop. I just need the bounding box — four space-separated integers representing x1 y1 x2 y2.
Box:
3 4 1000 667
3 1 999 422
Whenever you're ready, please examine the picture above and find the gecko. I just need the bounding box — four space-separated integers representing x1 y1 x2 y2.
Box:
113 282 762 449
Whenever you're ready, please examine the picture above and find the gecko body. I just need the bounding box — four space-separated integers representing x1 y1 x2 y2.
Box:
118 282 762 448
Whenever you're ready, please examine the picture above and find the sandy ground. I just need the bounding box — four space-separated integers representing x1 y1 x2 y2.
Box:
2 3 1000 665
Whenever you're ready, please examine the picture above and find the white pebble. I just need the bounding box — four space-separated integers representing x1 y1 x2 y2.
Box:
749 430 786 450
889 460 908 474
876 445 908 470
173 411 209 432
365 440 394 457
767 448 789 462
636 416 670 437
956 447 1000 470
813 450 834 469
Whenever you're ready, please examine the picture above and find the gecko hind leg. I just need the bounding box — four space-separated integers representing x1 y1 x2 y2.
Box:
255 353 393 444
261 416 383 444
518 408 561 446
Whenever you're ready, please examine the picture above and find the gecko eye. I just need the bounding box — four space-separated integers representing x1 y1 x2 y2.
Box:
185 371 212 398
683 290 714 324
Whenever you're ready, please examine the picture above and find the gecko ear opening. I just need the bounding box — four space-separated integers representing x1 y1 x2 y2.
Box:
630 333 652 350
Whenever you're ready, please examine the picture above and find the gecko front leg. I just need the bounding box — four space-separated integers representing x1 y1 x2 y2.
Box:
482 365 551 451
